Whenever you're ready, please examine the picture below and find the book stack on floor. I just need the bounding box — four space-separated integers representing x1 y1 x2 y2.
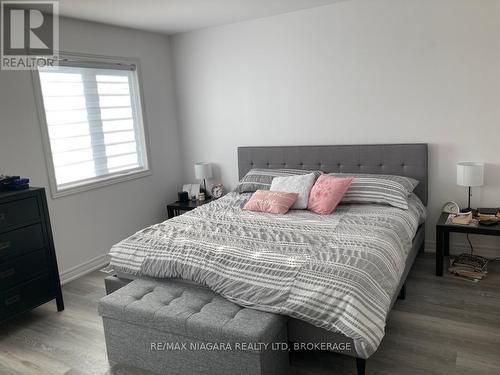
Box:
449 253 489 282
0 175 30 191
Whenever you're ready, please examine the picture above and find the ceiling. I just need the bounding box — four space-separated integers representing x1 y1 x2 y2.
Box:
59 0 345 35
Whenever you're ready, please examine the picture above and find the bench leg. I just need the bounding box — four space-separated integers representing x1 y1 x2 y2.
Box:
356 358 366 375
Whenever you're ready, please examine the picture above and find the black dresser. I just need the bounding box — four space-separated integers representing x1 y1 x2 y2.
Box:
0 187 64 322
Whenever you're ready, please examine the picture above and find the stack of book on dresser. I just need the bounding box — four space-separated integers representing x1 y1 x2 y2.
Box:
449 253 489 282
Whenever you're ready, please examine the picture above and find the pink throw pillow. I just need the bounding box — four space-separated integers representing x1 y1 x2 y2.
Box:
243 190 299 214
307 175 353 215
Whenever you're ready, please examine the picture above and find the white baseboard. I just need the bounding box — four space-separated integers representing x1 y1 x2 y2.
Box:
60 254 110 285
425 240 500 259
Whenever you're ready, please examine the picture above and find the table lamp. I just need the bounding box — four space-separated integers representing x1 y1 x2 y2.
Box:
456 162 484 212
194 162 213 197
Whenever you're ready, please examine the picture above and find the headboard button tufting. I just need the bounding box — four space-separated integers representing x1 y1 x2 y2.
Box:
237 144 428 205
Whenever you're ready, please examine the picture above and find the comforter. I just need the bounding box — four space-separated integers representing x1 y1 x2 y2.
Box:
109 192 425 358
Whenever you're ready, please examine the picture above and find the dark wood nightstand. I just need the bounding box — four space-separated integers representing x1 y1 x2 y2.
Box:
167 197 215 219
436 212 500 276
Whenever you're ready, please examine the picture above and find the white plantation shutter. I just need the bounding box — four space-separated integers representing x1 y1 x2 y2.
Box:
37 59 149 194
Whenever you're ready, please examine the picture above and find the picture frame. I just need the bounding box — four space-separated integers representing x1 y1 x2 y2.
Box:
182 184 200 200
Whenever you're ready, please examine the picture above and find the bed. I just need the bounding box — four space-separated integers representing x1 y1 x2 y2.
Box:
108 144 428 375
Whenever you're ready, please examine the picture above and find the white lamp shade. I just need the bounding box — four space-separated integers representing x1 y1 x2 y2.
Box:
456 162 484 187
194 162 213 179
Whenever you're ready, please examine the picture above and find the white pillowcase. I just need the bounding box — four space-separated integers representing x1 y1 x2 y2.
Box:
270 173 317 209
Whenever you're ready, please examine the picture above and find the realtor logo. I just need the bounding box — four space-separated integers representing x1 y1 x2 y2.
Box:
1 0 59 70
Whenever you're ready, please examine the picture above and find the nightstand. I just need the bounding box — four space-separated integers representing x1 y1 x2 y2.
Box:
436 212 500 276
167 198 215 219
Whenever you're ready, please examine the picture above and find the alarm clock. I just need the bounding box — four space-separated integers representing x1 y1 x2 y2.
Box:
211 184 224 199
442 201 460 214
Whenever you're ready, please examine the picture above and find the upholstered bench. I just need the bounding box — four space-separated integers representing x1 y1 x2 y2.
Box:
98 279 289 375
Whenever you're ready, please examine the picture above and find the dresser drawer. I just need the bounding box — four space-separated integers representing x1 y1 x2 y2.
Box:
0 224 45 262
0 197 40 231
0 273 53 321
0 249 49 290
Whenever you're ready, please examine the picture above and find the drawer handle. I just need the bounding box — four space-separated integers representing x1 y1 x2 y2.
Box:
0 241 11 250
0 213 4 221
5 294 20 306
0 268 15 279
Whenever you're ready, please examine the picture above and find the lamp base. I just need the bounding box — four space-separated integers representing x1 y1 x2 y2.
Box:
201 179 211 198
460 186 473 214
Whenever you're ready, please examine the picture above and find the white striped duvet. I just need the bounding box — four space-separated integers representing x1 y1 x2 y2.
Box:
109 192 426 358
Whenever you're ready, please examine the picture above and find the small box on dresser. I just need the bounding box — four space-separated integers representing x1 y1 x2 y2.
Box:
0 187 64 322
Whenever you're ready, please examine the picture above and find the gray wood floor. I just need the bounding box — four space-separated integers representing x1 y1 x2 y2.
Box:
1 254 499 375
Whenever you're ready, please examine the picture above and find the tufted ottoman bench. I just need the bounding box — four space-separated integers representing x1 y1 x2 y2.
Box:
98 279 289 375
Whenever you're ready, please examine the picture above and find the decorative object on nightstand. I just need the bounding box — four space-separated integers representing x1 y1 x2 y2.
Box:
450 212 473 225
478 207 499 216
177 191 189 202
167 197 214 219
456 162 484 213
182 184 200 200
442 201 460 214
0 187 64 323
194 162 213 197
211 184 224 199
477 208 500 226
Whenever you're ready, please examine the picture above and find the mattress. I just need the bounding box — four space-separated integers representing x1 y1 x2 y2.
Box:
109 192 426 358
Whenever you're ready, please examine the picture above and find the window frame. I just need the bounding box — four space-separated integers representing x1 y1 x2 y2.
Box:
32 52 152 198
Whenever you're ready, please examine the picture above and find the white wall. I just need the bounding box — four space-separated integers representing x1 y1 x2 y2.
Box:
0 18 182 282
172 0 500 256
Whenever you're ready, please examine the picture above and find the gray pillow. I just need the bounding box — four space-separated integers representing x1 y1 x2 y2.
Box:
328 173 419 210
236 168 322 194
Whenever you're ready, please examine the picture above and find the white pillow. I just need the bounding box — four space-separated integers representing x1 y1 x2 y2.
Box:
270 173 317 209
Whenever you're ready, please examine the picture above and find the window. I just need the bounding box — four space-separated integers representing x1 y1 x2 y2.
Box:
35 56 150 197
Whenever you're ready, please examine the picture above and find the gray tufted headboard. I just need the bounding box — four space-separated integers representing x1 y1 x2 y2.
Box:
238 144 428 205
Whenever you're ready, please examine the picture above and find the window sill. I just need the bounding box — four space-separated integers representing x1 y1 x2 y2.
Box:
50 169 152 199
